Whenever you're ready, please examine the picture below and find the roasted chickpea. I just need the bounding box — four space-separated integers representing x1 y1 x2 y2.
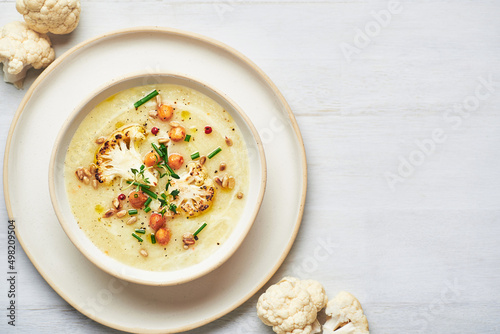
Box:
158 104 174 121
168 126 186 142
128 191 148 208
149 213 166 231
168 153 184 170
144 151 162 167
155 227 172 245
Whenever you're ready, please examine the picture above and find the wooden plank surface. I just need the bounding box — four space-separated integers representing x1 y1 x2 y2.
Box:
1 1 499 333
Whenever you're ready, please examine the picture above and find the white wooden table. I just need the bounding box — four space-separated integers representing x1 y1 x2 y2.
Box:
1 1 499 333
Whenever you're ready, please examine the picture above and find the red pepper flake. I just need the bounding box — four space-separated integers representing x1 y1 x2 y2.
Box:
118 194 126 200
151 127 159 135
204 126 212 134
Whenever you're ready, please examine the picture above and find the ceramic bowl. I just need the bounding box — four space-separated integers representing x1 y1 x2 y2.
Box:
49 73 266 286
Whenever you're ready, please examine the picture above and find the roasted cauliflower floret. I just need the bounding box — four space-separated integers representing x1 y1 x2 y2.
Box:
95 124 157 186
170 162 215 216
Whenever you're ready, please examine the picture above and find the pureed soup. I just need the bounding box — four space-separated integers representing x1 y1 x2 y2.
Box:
65 84 249 271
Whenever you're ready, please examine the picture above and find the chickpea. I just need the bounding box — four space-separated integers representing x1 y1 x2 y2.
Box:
168 126 186 142
155 227 172 245
158 104 174 121
168 153 184 170
128 191 148 208
149 213 166 231
144 151 162 167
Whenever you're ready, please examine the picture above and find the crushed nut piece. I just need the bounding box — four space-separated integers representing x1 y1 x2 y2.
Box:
103 208 116 218
222 174 229 188
82 167 92 178
214 176 222 186
95 136 106 144
75 168 84 180
182 233 196 248
158 137 170 144
116 210 127 218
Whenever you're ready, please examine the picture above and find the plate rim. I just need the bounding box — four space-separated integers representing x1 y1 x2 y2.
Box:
3 26 307 333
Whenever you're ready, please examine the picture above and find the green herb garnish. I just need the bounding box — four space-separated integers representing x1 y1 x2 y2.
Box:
134 90 159 109
208 147 221 159
184 134 191 142
165 164 179 179
169 203 177 214
132 233 143 242
126 180 151 189
170 189 180 199
152 143 164 157
191 151 200 160
128 209 138 215
151 233 156 244
193 223 207 237
135 229 146 234
144 207 151 213
141 188 158 199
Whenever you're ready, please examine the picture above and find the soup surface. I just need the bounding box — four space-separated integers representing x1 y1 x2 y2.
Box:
65 84 249 271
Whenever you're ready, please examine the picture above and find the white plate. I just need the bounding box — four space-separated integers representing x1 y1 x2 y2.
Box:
4 27 306 333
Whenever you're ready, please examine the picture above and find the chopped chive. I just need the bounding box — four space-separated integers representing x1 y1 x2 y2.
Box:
151 233 156 244
132 233 143 242
165 179 171 191
191 151 200 160
184 134 191 142
165 164 180 179
126 181 150 189
144 206 151 213
142 188 158 199
208 147 222 159
128 209 138 215
135 229 146 234
134 90 159 109
152 143 163 157
144 197 152 207
161 193 167 200
159 144 168 157
193 223 207 237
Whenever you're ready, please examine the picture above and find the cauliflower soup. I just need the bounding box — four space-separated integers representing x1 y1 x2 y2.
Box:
64 83 249 271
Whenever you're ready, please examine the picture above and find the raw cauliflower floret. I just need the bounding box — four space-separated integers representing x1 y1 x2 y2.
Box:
16 0 81 35
323 291 369 334
0 21 55 88
95 124 157 186
170 162 215 217
256 277 327 334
